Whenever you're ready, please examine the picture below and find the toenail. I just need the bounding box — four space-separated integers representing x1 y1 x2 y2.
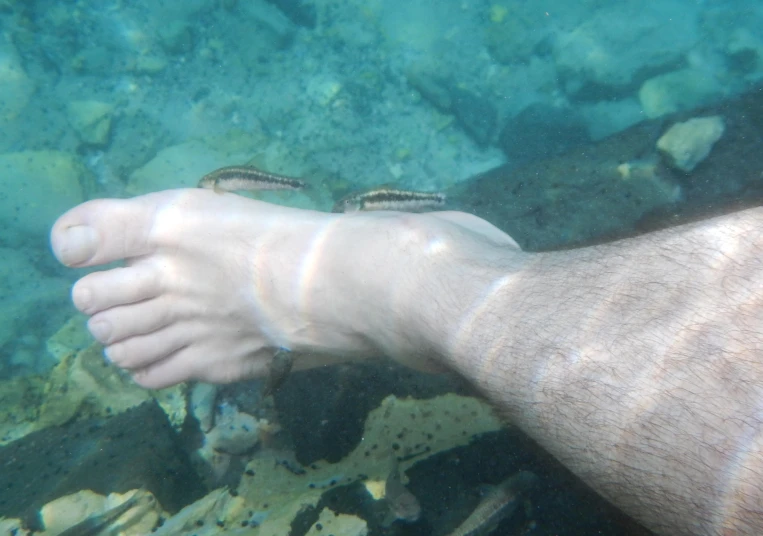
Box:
89 319 112 343
56 225 99 266
104 344 119 363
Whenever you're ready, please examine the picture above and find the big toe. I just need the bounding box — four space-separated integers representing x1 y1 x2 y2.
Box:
50 191 175 267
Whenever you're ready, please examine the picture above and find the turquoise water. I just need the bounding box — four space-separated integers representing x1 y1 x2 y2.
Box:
0 0 761 534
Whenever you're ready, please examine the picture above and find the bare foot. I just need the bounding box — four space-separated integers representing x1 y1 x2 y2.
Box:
51 189 520 388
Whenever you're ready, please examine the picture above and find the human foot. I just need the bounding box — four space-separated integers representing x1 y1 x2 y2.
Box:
50 189 381 388
51 189 521 388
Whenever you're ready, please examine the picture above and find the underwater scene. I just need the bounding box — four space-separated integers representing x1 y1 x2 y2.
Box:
1 0 763 534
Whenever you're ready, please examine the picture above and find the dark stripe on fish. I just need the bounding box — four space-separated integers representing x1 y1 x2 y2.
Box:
198 166 308 192
332 188 446 213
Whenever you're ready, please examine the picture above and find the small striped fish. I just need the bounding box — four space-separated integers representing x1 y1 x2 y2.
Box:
198 166 308 192
332 188 446 213
446 471 537 536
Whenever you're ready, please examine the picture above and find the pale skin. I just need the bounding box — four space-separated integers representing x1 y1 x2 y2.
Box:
50 188 763 535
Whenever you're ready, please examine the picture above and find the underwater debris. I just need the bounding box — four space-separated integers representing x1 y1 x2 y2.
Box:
196 401 272 484
380 458 421 526
446 470 538 536
332 188 446 213
198 165 309 192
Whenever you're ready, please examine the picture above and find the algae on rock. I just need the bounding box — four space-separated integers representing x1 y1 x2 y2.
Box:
154 393 503 535
306 508 368 536
35 342 186 431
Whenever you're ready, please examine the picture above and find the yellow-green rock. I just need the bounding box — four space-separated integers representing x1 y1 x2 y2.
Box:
36 342 186 430
657 115 726 172
36 346 148 429
307 509 368 536
0 374 44 446
45 314 91 362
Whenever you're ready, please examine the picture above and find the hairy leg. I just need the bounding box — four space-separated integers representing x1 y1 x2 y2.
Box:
419 208 763 535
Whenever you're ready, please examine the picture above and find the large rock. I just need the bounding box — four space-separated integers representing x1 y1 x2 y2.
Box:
0 401 206 530
406 67 497 146
552 1 698 96
499 103 590 166
485 3 552 64
639 68 725 118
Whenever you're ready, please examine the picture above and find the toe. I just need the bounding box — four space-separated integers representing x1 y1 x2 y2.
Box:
130 352 195 389
131 346 269 389
88 297 174 344
50 190 197 267
72 265 162 315
104 322 195 369
51 198 152 267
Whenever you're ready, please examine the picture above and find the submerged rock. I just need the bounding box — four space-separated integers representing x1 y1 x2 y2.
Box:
498 103 590 166
0 401 205 530
306 508 368 536
405 67 497 147
657 115 725 172
65 100 114 146
639 68 724 119
552 2 699 97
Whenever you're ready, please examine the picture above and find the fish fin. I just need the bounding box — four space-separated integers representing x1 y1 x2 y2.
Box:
381 506 397 528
